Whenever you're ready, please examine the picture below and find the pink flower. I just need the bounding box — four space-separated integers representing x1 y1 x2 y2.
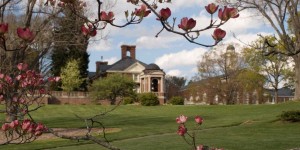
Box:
177 125 187 136
0 73 4 79
195 116 203 125
218 6 239 21
157 7 171 21
0 23 8 34
48 76 60 82
1 123 10 131
17 63 28 71
81 25 97 37
17 27 35 42
0 95 3 101
22 119 31 131
9 120 19 128
176 115 188 124
5 75 12 84
35 123 45 131
178 17 196 31
205 3 219 14
197 145 204 150
39 88 46 94
135 4 151 17
212 28 226 41
35 130 42 136
100 11 114 23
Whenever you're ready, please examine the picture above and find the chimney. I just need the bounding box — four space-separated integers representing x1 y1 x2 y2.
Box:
96 61 108 73
121 45 136 59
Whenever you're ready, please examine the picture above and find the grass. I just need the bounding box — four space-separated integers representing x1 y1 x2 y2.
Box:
1 101 300 150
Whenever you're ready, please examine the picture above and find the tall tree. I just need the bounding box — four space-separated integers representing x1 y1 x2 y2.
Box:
233 0 300 99
165 75 186 99
51 0 89 91
197 44 245 104
242 36 294 103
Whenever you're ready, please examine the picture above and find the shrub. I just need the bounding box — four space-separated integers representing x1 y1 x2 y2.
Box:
169 96 184 105
123 97 135 105
138 93 159 106
280 110 300 122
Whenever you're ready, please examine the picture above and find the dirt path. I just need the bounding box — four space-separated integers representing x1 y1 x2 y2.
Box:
0 128 121 144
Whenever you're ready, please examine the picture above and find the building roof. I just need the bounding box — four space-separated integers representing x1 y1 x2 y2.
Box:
145 63 161 70
267 87 294 97
107 56 147 71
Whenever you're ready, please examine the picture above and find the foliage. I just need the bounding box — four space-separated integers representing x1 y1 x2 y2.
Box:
89 74 136 105
123 97 135 105
138 93 159 106
50 4 89 91
242 36 294 103
236 0 300 99
165 76 186 99
169 96 184 105
280 110 300 122
196 44 260 104
60 59 85 92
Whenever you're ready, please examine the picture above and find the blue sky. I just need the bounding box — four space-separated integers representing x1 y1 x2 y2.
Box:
85 0 274 80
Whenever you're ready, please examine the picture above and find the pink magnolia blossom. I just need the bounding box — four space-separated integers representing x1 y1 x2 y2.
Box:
17 63 28 71
212 28 226 41
0 23 8 34
195 116 203 125
5 75 12 84
1 123 10 131
22 119 31 131
176 115 188 124
135 4 151 17
35 130 42 136
177 125 187 136
197 145 204 150
17 27 35 42
48 76 60 82
100 11 114 23
9 120 19 128
178 17 196 31
205 3 219 14
81 25 97 37
35 122 46 136
39 88 46 94
0 73 4 79
157 7 171 21
0 95 3 101
218 6 239 21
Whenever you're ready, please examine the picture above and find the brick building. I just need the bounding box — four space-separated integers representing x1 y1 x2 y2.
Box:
91 45 166 104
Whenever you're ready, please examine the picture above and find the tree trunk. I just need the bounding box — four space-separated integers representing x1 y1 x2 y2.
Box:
274 89 278 104
293 55 300 100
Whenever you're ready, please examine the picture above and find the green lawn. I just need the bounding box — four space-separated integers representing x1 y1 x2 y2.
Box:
1 101 300 150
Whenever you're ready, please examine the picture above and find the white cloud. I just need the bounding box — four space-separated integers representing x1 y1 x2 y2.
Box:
87 39 112 52
155 47 208 70
167 69 182 76
223 32 273 46
104 57 118 65
135 35 181 49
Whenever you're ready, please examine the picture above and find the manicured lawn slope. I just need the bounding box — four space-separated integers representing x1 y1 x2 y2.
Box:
1 101 300 150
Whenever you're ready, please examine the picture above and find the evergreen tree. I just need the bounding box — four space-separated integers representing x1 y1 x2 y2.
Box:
61 59 85 92
50 1 89 91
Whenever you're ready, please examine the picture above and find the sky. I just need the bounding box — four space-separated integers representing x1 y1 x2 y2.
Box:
85 0 275 81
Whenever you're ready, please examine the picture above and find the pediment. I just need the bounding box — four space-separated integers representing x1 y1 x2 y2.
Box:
124 62 145 73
